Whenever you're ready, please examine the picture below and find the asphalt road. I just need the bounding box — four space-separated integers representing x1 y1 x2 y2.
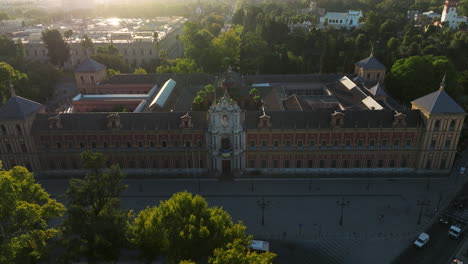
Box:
391 181 468 264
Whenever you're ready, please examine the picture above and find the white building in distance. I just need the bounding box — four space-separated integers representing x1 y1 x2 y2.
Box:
441 0 467 29
319 10 362 29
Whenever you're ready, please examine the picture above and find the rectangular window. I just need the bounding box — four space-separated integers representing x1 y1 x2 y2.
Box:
354 160 360 168
261 160 267 168
425 160 432 169
139 141 143 148
440 159 447 169
262 141 267 147
162 141 167 148
80 142 84 149
297 140 303 148
381 140 387 148
185 141 191 148
115 142 120 148
366 160 372 168
369 139 375 147
445 140 451 149
402 159 408 168
173 142 179 148
163 160 169 168
273 160 279 168
357 140 363 148
308 160 313 168
21 144 27 153
199 160 204 168
273 140 279 147
250 141 255 147
127 142 132 148
284 160 290 168
378 160 384 168
345 140 351 147
319 160 325 168
296 160 302 168
331 160 337 168
249 160 255 168
150 142 155 148
430 140 436 150
286 141 291 147
393 140 399 149
390 160 395 168
309 140 315 149
56 142 62 149
174 160 180 168
405 140 412 149
91 142 96 149
103 142 108 148
343 160 349 168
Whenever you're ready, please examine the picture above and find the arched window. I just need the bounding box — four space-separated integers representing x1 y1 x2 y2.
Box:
434 120 440 131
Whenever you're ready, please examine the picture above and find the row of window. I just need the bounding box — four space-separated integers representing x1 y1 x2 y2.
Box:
248 159 412 169
430 139 453 150
43 140 204 150
1 124 23 135
249 139 413 148
46 159 205 170
433 120 457 131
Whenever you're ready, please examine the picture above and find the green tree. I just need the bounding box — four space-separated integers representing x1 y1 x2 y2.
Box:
209 239 276 264
0 12 9 21
58 152 130 263
133 68 147 74
386 55 457 103
130 192 248 264
0 35 24 66
156 58 200 73
23 62 62 102
107 68 121 77
0 62 28 102
212 25 243 70
41 29 70 67
240 31 268 74
0 166 65 263
80 34 94 57
92 44 130 73
63 29 73 41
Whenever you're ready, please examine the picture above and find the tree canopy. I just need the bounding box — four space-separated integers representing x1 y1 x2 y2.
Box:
130 192 250 264
0 166 65 263
92 44 130 73
41 29 70 67
58 152 130 263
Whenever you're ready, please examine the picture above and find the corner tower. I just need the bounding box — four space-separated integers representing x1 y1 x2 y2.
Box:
355 53 386 83
411 76 466 171
74 59 107 94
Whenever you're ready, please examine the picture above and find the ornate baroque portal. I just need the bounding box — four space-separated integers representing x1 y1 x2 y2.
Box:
207 94 245 176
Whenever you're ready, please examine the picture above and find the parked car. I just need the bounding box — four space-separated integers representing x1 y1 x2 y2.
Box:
449 224 465 239
414 233 430 248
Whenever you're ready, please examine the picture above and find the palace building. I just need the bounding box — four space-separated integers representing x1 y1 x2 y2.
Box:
0 56 465 177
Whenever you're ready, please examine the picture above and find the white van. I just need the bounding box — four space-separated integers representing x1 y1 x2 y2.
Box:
250 240 270 252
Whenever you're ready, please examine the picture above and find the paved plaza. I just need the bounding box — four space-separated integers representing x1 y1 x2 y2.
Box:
39 170 465 264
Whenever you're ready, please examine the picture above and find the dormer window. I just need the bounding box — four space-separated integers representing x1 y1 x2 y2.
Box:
392 112 406 127
48 115 62 129
449 120 456 131
180 113 193 129
107 113 121 129
331 112 344 128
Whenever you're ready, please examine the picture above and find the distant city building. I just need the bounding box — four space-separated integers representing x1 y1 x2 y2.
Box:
62 0 95 11
0 55 465 177
441 0 468 29
319 10 362 29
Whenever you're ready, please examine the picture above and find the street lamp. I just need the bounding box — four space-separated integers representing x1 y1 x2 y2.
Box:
417 199 431 225
336 197 350 226
257 197 271 227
